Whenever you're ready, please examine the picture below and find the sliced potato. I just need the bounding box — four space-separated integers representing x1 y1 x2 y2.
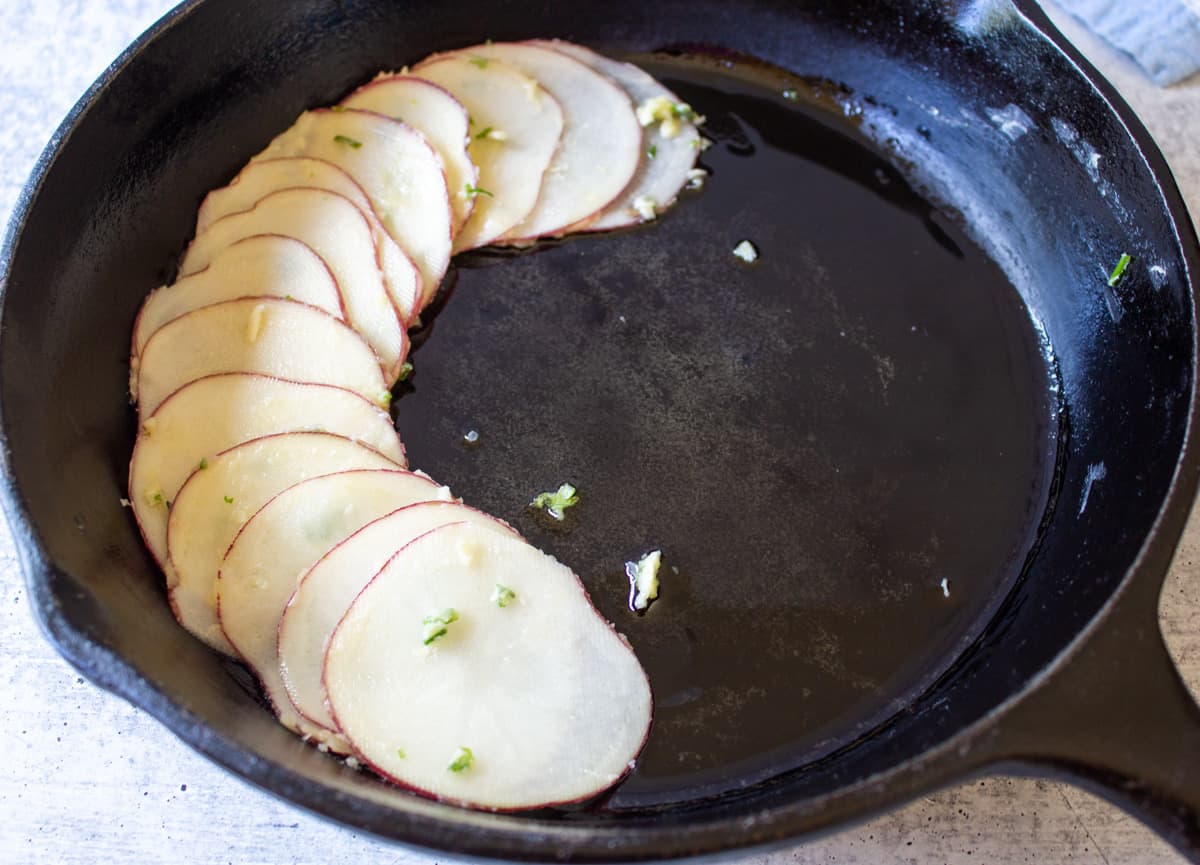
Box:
410 55 564 251
538 40 702 231
343 77 477 239
251 109 452 310
219 469 453 744
135 297 388 418
324 522 652 810
167 432 399 654
278 501 519 741
465 42 642 241
129 372 404 588
132 235 342 361
195 158 422 326
180 188 408 380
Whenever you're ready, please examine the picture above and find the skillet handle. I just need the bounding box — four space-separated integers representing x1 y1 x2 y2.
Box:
988 569 1200 861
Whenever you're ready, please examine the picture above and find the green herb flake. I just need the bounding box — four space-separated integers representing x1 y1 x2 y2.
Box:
379 389 393 408
469 56 489 69
397 361 414 382
333 134 363 149
447 746 474 773
422 608 459 645
396 748 406 759
671 102 697 121
491 584 516 608
474 126 494 141
198 457 208 470
331 105 347 113
1107 252 1132 287
464 183 494 198
531 482 579 521
224 495 234 504
647 144 658 159
782 88 799 101
152 492 165 507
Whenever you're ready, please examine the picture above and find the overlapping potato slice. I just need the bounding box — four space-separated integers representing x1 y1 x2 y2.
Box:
129 372 405 589
251 109 452 309
463 41 642 240
539 40 702 230
343 77 477 240
324 522 653 810
278 501 519 741
196 158 422 326
132 235 342 363
180 188 408 379
166 432 400 654
218 469 453 744
410 55 564 250
135 297 389 417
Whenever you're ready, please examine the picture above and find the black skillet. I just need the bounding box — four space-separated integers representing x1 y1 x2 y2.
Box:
3 0 1200 860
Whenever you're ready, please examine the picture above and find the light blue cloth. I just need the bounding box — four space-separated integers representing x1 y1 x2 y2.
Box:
1056 0 1200 85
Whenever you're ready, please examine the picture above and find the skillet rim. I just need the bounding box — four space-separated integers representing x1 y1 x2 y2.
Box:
1 0 1199 860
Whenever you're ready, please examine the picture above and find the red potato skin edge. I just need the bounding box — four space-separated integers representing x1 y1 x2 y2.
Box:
319 522 654 812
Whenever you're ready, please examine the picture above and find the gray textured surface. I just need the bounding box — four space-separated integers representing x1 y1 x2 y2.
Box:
1 1 1198 863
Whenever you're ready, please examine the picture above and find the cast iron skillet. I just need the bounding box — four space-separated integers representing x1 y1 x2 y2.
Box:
3 0 1200 860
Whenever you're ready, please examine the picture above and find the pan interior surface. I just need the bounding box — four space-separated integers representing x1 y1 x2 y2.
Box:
396 54 1060 808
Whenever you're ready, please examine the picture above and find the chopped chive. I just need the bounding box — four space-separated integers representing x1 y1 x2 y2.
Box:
469 56 489 69
647 144 658 159
198 457 208 470
464 183 493 198
1107 252 1132 287
397 361 414 382
448 746 474 773
531 482 579 521
474 126 494 140
378 389 393 408
491 584 516 608
152 492 164 507
422 608 459 645
224 495 234 504
396 748 406 759
333 134 363 149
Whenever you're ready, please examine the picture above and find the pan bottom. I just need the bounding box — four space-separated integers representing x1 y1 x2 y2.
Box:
389 53 1060 810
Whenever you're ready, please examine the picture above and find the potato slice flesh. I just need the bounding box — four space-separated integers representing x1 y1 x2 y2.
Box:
343 78 477 239
195 158 422 326
167 432 399 653
324 523 652 811
410 56 564 251
465 42 642 240
135 297 388 418
279 501 518 739
251 109 452 310
130 373 404 588
219 470 452 743
132 235 342 360
539 41 702 231
180 188 408 380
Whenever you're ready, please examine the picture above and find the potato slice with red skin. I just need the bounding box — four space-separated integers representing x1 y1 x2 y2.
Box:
135 297 389 418
410 55 564 251
181 188 408 380
343 77 477 240
278 501 520 743
218 469 453 745
537 40 702 231
323 522 652 810
251 109 452 310
195 158 422 327
131 234 342 362
130 373 404 590
167 432 399 654
462 41 642 241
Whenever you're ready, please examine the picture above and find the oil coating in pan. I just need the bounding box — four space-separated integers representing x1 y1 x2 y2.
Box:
395 54 1060 808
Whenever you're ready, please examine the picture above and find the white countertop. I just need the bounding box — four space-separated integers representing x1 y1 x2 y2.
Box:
1 2 1198 863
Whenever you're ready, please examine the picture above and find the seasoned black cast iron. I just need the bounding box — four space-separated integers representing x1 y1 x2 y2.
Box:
2 0 1200 860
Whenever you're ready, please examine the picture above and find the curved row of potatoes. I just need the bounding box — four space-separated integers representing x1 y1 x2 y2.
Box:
127 40 703 810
